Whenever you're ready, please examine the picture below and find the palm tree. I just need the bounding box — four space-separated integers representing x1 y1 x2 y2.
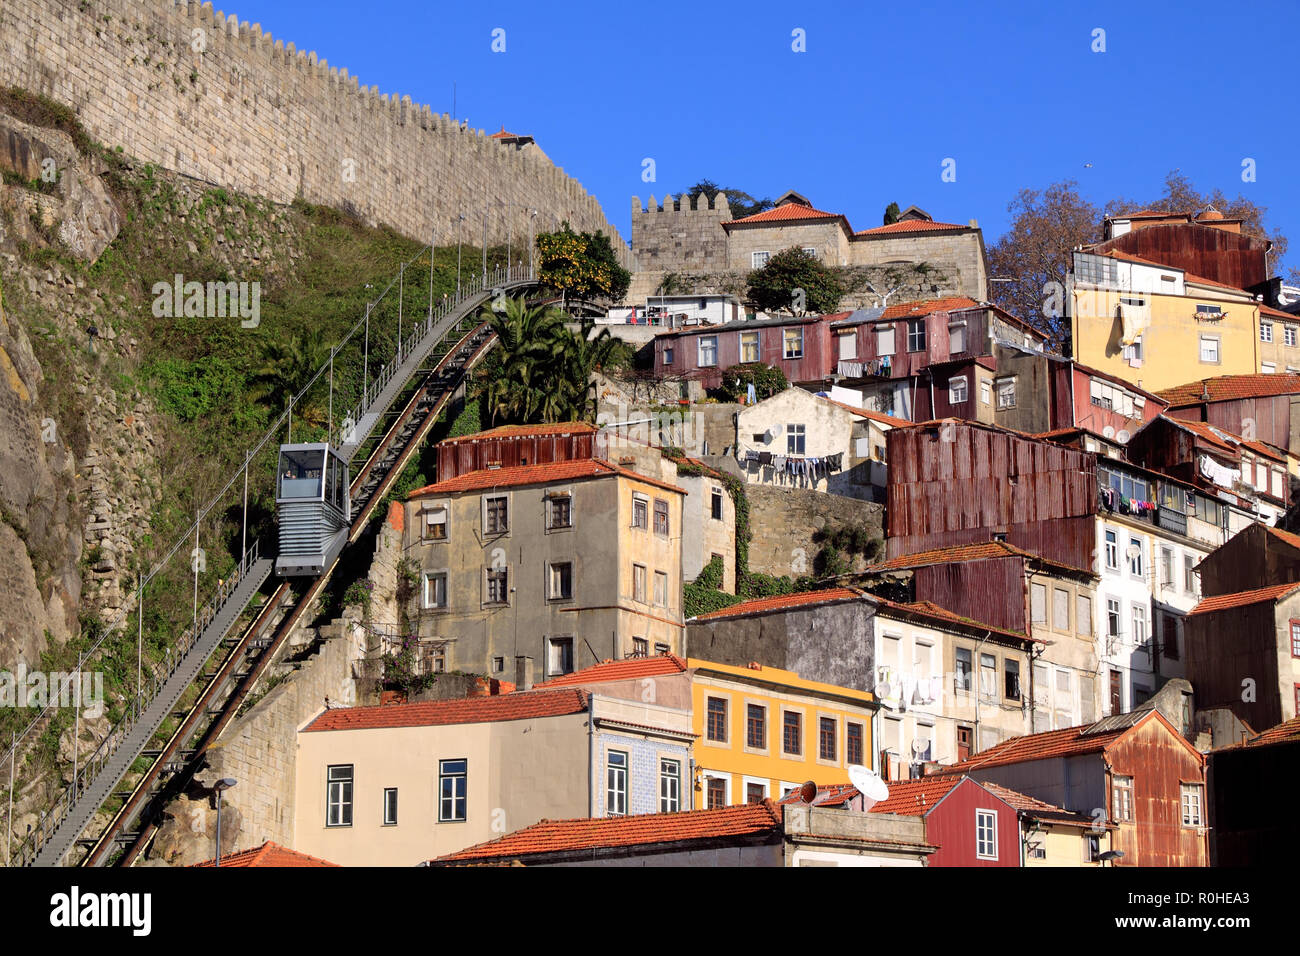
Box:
251 327 333 429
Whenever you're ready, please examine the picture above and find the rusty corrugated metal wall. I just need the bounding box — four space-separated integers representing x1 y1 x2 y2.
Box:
1093 224 1269 290
886 423 1097 569
914 557 1028 634
1107 718 1208 867
436 432 595 482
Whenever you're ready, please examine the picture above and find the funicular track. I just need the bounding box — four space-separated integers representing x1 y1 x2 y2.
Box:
18 270 534 867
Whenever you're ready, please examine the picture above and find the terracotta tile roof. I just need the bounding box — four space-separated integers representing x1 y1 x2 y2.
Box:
1265 525 1300 552
1113 208 1178 219
533 654 688 689
1259 305 1298 320
1188 581 1300 616
406 458 685 498
881 296 980 320
1157 374 1300 406
192 841 340 867
863 541 1091 578
689 586 865 622
666 454 727 479
430 800 784 863
1218 715 1300 751
855 220 970 236
301 688 589 732
776 783 861 807
724 200 845 226
440 422 597 443
1164 417 1286 462
866 776 967 816
977 782 1097 823
819 397 912 427
933 721 1137 774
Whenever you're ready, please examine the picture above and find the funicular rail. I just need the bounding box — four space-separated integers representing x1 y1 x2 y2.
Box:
100 312 509 866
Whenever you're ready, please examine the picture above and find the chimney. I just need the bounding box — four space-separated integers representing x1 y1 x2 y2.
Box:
514 655 534 692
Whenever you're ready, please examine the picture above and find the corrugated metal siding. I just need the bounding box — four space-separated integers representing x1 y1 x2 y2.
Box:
914 558 1027 633
886 424 1097 568
437 433 595 482
1095 225 1269 290
653 317 836 387
1185 599 1285 730
1108 719 1208 867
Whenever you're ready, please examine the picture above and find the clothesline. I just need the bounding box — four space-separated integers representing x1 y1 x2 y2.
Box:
743 450 845 481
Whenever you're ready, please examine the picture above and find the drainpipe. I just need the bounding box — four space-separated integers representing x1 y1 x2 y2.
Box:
974 630 991 749
588 697 596 818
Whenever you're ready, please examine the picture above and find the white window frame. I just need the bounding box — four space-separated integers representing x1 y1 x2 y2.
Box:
996 377 1017 409
659 758 681 813
787 423 806 455
980 380 991 405
698 335 718 368
702 772 730 809
422 503 449 541
740 330 760 363
606 749 628 816
784 326 804 359
422 570 448 609
482 493 509 535
382 787 398 826
876 325 896 356
1199 334 1220 364
1287 325 1298 347
837 331 857 360
1105 528 1119 570
741 775 770 804
751 251 770 269
1261 322 1274 343
1181 783 1204 827
948 322 966 354
547 636 574 676
975 809 998 860
326 765 353 828
548 561 573 601
949 375 969 404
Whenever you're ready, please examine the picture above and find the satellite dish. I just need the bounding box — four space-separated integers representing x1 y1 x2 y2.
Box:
911 738 930 757
848 764 889 810
1116 429 1131 444
1102 425 1116 439
875 680 893 701
799 780 818 804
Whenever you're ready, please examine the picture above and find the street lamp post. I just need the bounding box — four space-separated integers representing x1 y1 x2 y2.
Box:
455 215 466 300
212 777 237 866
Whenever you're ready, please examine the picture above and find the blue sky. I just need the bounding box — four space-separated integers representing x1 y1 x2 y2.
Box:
243 0 1299 271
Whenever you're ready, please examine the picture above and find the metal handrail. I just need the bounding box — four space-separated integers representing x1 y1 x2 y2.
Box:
11 539 261 866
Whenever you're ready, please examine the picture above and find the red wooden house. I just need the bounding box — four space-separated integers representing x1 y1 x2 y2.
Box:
866 776 1020 866
435 422 597 483
652 312 845 390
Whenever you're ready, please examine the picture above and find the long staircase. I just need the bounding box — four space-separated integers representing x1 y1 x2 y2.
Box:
13 264 536 867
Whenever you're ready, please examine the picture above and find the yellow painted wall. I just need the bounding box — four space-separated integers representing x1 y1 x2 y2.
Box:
1072 288 1259 393
1025 823 1111 867
688 659 875 805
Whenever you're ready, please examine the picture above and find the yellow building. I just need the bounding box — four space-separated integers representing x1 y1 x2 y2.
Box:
688 658 876 807
1070 250 1260 393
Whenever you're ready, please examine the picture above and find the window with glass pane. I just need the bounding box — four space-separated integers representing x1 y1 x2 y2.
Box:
980 653 997 699
787 424 806 454
653 498 669 535
707 697 728 741
706 776 727 809
326 765 353 827
547 495 572 529
847 722 864 765
659 759 681 813
1004 659 1021 700
484 495 508 534
711 488 724 520
439 759 467 822
907 319 926 352
783 711 802 755
633 564 647 602
996 378 1016 408
486 567 508 604
741 331 759 363
653 571 667 607
606 751 627 816
698 336 718 367
1107 598 1120 637
424 505 448 540
949 324 966 353
632 496 648 529
746 704 766 749
976 810 997 859
819 717 836 760
949 376 968 403
955 647 973 692
1112 775 1133 821
1128 537 1143 576
549 562 573 600
1181 783 1203 826
423 572 447 609
631 637 648 658
784 327 804 359
548 638 573 676
383 787 398 826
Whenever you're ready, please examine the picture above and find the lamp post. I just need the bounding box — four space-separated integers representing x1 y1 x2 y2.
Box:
455 214 466 300
212 777 237 866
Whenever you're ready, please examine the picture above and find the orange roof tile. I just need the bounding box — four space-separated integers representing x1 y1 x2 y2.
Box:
877 598 1035 644
776 783 862 807
881 296 980 320
1218 715 1300 751
1259 305 1298 320
386 500 404 533
534 654 688 689
867 776 968 815
430 800 784 863
406 458 685 498
440 422 597 443
855 220 969 236
1164 417 1287 462
1188 581 1300 616
976 782 1099 823
192 841 340 867
302 688 589 732
689 586 865 621
1265 525 1300 553
1158 374 1300 406
724 201 845 226
933 719 1151 774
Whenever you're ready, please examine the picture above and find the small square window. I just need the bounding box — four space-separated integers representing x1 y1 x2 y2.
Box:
752 251 770 269
949 376 968 404
547 495 572 530
787 424 806 455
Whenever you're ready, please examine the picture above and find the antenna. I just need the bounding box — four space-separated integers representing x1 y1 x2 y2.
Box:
848 764 889 811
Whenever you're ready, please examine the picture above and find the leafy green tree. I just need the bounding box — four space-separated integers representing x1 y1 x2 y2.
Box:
718 363 788 401
250 327 332 426
883 202 901 225
681 179 775 220
536 223 631 303
475 296 631 425
746 247 845 315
